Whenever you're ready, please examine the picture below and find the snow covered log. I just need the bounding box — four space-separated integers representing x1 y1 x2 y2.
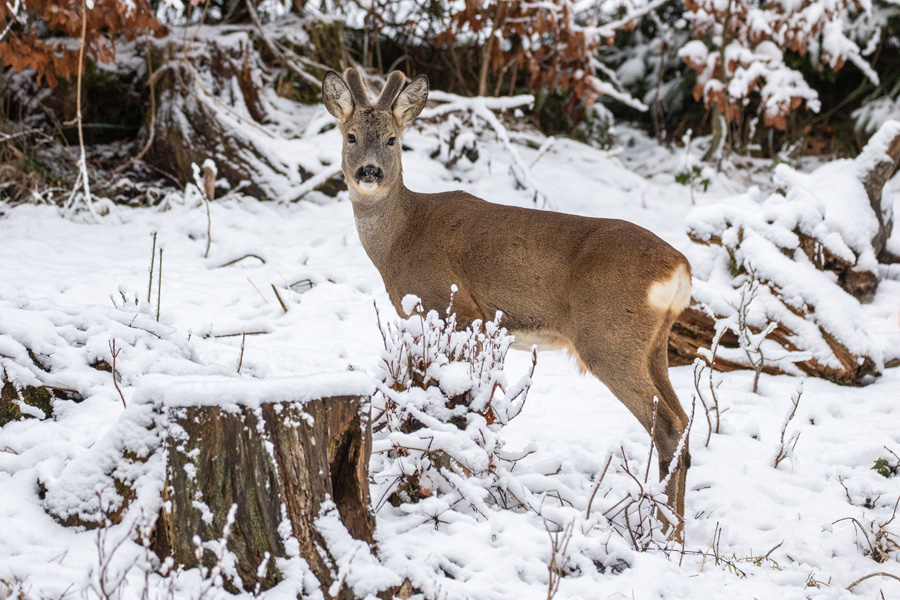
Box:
668 304 879 384
154 375 375 593
0 382 55 426
668 121 900 385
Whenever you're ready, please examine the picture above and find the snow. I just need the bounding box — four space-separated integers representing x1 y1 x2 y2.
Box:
141 373 375 410
677 39 708 66
1 104 900 600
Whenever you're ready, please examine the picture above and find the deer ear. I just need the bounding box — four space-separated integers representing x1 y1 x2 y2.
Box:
392 75 429 127
322 70 354 122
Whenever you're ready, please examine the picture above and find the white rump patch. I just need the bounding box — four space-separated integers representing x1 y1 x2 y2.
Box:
646 264 692 313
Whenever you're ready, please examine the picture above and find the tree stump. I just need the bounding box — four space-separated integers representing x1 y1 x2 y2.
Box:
153 375 374 594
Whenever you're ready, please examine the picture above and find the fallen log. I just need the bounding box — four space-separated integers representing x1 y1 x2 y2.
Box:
668 121 900 385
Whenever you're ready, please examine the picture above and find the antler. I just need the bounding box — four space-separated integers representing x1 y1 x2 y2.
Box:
375 71 407 110
342 68 371 108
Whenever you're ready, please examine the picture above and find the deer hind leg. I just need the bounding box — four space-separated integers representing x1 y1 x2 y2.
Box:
648 332 690 540
575 334 689 540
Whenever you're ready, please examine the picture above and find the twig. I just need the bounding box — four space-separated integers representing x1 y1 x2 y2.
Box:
764 540 784 560
289 278 314 291
832 516 875 555
773 383 803 469
529 137 556 169
247 278 268 303
645 397 659 483
64 0 98 220
544 520 574 600
156 248 163 321
216 254 266 268
883 496 900 529
237 332 246 374
271 284 288 313
289 164 343 203
182 0 211 66
204 331 268 339
112 36 157 175
0 0 21 43
586 454 613 519
183 61 275 139
107 342 126 409
693 360 713 447
847 572 900 590
471 100 549 207
244 0 322 88
203 172 213 259
0 128 45 144
147 232 157 304
40 384 82 395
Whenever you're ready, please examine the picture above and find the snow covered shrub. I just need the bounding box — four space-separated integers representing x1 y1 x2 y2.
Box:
370 294 535 511
430 113 480 170
679 0 878 153
851 2 900 134
834 500 900 564
0 0 164 87
716 268 776 394
872 448 900 478
78 502 242 600
419 91 550 205
867 504 900 563
574 104 617 151
0 577 28 600
352 0 648 119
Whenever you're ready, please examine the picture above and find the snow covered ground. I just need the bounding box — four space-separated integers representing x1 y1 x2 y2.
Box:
1 116 899 599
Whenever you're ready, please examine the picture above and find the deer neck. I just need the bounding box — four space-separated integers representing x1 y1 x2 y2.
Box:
348 180 411 267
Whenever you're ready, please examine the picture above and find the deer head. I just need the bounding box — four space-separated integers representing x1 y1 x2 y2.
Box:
322 69 429 197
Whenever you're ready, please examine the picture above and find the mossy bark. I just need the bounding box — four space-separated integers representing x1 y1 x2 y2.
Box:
157 396 373 595
0 383 53 426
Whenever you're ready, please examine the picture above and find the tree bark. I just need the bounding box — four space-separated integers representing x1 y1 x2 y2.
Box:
862 126 900 262
155 394 373 594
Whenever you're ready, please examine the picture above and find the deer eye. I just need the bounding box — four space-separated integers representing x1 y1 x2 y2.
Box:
347 134 357 143
387 137 396 146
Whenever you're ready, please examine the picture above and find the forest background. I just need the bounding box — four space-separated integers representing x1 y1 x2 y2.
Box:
2 0 899 202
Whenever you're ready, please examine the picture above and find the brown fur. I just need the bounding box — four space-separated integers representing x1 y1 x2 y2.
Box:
323 69 694 538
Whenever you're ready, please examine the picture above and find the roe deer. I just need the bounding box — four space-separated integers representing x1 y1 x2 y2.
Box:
323 68 693 536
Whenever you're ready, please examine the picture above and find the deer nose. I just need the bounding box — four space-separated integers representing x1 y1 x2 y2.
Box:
356 165 383 183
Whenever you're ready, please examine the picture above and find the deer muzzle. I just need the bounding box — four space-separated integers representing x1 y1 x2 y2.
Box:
355 165 384 192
